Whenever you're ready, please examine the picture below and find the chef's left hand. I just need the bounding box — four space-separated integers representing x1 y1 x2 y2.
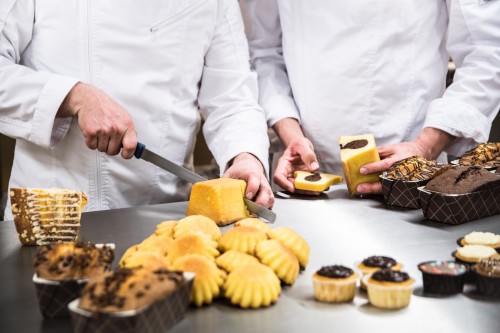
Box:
355 128 455 195
224 152 275 209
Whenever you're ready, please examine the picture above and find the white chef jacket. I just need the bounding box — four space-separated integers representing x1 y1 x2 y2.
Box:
243 0 500 175
0 0 270 219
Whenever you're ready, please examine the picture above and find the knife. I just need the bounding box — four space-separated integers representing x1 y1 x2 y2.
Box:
134 142 276 223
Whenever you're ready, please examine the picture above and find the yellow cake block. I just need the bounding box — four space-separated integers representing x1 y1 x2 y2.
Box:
293 171 343 192
187 178 249 226
339 134 381 196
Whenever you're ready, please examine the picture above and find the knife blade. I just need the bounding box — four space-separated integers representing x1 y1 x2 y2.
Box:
134 142 276 223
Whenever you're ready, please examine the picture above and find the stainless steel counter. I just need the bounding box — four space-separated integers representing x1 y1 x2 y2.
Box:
1 187 499 333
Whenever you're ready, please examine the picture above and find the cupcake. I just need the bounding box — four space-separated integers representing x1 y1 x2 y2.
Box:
267 227 310 269
473 258 500 298
364 269 414 310
312 265 358 303
255 240 300 285
219 226 268 255
357 255 402 289
418 261 468 295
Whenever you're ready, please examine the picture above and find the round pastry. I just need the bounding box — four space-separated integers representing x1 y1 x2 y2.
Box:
255 240 299 285
458 231 500 249
154 220 178 238
119 251 170 270
267 227 310 269
234 218 272 234
172 254 226 306
219 226 267 255
174 215 221 242
453 245 498 264
224 262 281 308
312 265 358 303
215 250 260 273
119 244 140 267
137 234 173 257
357 255 403 290
363 269 414 310
417 261 468 295
34 242 114 280
167 233 219 264
473 258 500 298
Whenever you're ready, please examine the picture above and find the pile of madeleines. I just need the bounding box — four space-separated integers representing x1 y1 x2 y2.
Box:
119 215 309 308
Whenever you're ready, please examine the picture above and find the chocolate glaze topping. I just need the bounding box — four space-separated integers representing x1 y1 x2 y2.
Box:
362 256 397 268
304 173 322 182
317 265 354 278
372 269 410 283
341 139 368 150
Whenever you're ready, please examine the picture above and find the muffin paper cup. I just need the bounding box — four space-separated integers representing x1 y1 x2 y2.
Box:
362 274 414 310
418 186 500 225
380 174 428 209
68 272 194 333
33 274 88 318
473 268 500 298
418 261 468 295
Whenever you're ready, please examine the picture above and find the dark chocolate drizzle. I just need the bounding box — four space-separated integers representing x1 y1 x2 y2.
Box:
317 265 354 278
371 269 410 283
341 139 368 150
362 256 397 268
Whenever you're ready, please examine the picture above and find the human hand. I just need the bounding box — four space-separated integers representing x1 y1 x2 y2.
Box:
58 83 137 159
223 152 275 208
273 136 319 193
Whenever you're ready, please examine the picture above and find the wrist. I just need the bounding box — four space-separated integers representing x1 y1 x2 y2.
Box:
57 82 85 117
414 127 455 159
273 117 305 147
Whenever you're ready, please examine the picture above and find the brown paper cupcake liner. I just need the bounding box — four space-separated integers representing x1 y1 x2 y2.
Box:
418 186 500 225
68 272 194 333
380 174 428 209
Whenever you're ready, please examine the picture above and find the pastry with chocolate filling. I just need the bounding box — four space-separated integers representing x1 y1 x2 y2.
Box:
34 242 114 280
255 240 300 285
459 142 500 168
339 133 380 196
78 267 185 312
215 250 260 273
363 269 414 309
424 166 500 194
312 265 358 303
357 255 402 289
267 227 310 269
219 226 267 255
293 171 342 192
473 258 500 298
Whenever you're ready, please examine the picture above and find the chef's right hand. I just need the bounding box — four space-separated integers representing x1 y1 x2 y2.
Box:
273 136 320 193
58 82 137 159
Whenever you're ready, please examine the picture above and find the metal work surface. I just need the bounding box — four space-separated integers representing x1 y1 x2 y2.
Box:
1 187 499 333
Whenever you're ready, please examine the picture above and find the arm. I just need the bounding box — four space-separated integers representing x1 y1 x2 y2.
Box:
198 0 273 207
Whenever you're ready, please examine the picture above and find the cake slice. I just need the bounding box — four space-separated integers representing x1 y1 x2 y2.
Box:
10 188 88 245
186 178 249 226
339 134 380 195
293 171 342 192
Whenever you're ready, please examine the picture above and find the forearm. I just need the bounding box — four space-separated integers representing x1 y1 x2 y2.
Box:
272 117 305 148
414 127 455 160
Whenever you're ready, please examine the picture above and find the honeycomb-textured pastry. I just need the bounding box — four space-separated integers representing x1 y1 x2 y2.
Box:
166 233 219 264
172 254 226 306
339 134 381 196
224 262 281 308
459 142 500 167
454 245 498 263
219 226 267 255
34 242 114 280
215 250 260 273
461 231 500 248
10 188 88 245
255 240 300 285
154 220 177 238
293 171 343 192
79 267 185 312
425 166 500 194
137 234 173 257
267 227 310 269
234 217 272 234
186 178 249 226
119 251 170 270
386 156 445 181
174 215 221 242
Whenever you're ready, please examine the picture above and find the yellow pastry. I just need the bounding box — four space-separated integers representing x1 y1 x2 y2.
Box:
186 178 249 226
339 134 380 196
363 269 414 309
215 250 260 273
119 251 170 270
137 233 172 257
119 244 140 267
154 220 177 238
234 217 272 234
167 233 219 264
267 227 310 269
255 240 299 285
219 226 268 255
174 215 221 242
293 171 342 192
312 265 359 303
172 254 226 306
224 262 281 308
454 245 498 263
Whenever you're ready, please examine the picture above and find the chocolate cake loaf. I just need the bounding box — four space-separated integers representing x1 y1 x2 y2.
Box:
424 166 500 194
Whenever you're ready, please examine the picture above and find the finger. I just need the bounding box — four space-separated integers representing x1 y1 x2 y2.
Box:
84 135 98 150
107 134 122 156
97 134 110 153
121 127 137 159
273 158 295 192
295 144 319 171
254 176 275 208
360 158 396 175
245 174 260 200
377 145 393 158
357 182 382 195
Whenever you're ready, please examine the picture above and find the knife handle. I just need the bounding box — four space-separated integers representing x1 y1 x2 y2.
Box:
134 142 146 159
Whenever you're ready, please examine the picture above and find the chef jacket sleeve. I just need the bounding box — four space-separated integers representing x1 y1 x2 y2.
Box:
243 0 300 127
424 0 500 156
198 0 270 176
0 0 78 149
